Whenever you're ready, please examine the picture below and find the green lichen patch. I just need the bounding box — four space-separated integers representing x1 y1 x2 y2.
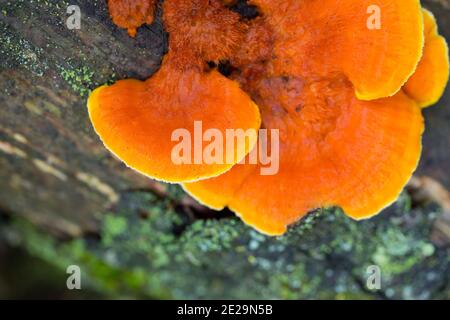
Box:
0 22 49 76
2 189 448 300
57 63 96 97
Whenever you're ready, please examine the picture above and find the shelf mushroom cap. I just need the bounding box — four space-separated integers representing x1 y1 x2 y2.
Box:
184 80 424 236
88 61 261 183
91 0 448 236
404 9 450 108
248 0 425 100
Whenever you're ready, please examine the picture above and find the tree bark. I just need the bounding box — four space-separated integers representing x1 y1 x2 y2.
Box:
0 0 449 299
0 0 170 236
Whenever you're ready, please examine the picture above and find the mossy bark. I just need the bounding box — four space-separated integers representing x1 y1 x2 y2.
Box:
0 0 449 299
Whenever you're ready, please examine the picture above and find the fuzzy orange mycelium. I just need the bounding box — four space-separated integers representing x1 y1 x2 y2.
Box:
230 17 274 74
92 0 449 236
89 0 261 183
163 0 248 66
107 0 157 37
404 9 450 108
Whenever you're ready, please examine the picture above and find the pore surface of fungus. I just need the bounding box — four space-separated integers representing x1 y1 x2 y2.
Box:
90 0 449 236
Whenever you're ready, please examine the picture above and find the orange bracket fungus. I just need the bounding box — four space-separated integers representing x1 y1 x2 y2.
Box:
90 0 261 183
89 0 449 236
404 9 450 108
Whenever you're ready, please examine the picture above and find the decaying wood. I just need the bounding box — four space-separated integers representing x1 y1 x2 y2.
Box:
0 0 449 238
0 0 170 236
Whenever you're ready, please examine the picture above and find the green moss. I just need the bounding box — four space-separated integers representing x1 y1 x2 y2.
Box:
166 184 188 202
57 64 96 97
371 227 435 275
103 215 128 246
2 190 449 300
